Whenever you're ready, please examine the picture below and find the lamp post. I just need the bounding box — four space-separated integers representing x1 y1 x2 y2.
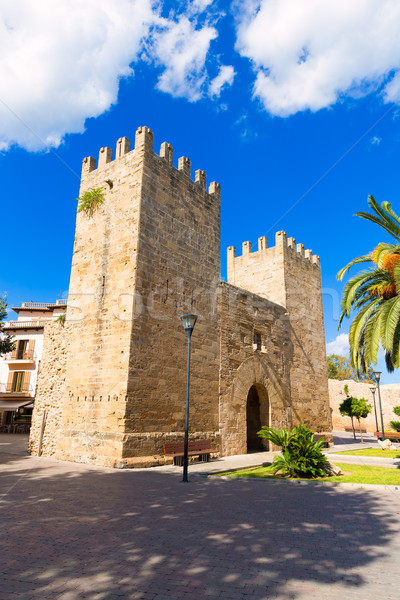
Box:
369 386 379 433
179 314 198 483
374 371 385 441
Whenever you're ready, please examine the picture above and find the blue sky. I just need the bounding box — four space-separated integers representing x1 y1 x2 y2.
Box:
2 1 400 382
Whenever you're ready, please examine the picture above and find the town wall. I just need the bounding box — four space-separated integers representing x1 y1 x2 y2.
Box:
29 322 68 456
227 233 332 438
121 130 221 466
329 378 400 433
37 127 222 467
218 282 291 455
30 124 333 467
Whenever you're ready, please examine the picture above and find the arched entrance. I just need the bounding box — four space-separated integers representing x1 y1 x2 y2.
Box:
246 384 269 452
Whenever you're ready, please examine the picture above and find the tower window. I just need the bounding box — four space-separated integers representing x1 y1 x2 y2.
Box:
253 332 262 351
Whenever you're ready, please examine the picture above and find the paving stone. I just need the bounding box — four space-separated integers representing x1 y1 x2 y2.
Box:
1 436 400 600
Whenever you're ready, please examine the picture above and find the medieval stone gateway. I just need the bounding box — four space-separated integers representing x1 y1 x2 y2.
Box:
29 126 332 467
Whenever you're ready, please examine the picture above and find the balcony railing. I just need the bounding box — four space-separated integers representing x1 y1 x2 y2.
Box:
6 349 36 361
4 319 52 329
21 302 50 309
19 299 68 309
0 382 33 395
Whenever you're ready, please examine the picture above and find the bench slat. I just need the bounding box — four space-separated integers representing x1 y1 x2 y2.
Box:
164 439 212 457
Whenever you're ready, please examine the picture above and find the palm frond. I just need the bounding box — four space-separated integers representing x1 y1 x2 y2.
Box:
340 270 379 316
355 196 400 241
381 296 400 352
371 242 400 267
389 322 400 370
349 300 381 371
362 310 382 366
337 255 373 281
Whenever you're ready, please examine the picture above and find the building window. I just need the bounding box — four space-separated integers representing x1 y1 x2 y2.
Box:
16 340 29 360
12 372 25 392
253 332 262 351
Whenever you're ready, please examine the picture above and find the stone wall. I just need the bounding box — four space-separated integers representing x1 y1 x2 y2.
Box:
122 130 221 466
329 379 400 432
29 322 68 456
227 231 332 439
218 282 291 455
30 124 334 468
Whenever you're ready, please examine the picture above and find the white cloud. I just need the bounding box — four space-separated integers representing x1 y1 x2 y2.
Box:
0 0 156 151
0 0 227 151
150 15 218 102
234 0 400 116
209 65 235 97
370 135 382 146
326 333 350 356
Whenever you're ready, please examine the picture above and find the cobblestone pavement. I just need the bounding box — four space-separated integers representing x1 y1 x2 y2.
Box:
1 435 400 600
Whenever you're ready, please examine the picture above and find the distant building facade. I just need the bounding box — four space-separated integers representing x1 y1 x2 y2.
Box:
28 126 332 467
0 301 66 426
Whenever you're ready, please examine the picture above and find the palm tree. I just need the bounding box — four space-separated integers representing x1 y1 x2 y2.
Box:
338 196 400 373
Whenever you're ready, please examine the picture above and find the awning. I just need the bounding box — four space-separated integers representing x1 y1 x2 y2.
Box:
0 400 34 411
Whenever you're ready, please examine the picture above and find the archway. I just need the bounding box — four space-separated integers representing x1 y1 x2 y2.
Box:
246 384 269 452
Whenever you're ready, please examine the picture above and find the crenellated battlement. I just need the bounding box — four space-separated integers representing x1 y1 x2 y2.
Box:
81 126 220 197
227 230 320 268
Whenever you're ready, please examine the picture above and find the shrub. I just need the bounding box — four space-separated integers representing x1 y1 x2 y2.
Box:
55 313 66 327
257 424 329 478
77 187 105 216
389 406 400 432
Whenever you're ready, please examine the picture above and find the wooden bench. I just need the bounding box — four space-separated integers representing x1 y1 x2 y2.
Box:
314 434 329 447
164 440 212 466
374 431 400 441
344 426 367 433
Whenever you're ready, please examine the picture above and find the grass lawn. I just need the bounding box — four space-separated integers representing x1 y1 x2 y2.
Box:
335 448 400 458
216 463 400 485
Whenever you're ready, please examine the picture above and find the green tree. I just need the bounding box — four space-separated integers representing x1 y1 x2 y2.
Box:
390 405 400 432
339 385 372 442
338 196 400 374
351 397 372 443
327 354 375 382
0 295 14 356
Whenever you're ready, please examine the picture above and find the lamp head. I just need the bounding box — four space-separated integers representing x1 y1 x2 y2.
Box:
373 371 381 383
370 386 376 393
179 314 198 335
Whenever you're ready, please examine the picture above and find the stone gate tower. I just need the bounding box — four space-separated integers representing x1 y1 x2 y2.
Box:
55 127 221 466
29 125 332 467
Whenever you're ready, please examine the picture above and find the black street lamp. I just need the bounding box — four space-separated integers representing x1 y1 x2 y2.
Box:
179 314 198 483
369 386 379 433
373 371 385 441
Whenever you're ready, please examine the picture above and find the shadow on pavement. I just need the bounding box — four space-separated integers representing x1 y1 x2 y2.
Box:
0 434 399 599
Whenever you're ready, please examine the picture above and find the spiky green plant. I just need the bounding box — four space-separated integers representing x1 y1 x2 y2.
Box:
338 196 400 373
77 187 105 216
258 424 329 478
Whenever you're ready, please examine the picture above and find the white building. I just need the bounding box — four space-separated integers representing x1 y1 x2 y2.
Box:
0 300 67 428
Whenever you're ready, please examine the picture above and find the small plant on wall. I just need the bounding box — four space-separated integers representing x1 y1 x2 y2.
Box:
77 187 105 216
55 313 66 327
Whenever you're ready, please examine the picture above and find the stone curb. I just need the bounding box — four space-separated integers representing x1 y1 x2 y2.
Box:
327 453 400 467
206 474 400 491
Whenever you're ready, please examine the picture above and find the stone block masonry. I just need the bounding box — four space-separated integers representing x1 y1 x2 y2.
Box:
329 378 400 433
30 124 332 467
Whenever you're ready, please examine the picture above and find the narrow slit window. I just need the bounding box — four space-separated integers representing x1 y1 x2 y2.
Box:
254 332 262 351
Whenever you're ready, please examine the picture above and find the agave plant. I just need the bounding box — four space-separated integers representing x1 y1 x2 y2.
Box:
258 424 329 478
338 196 400 373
